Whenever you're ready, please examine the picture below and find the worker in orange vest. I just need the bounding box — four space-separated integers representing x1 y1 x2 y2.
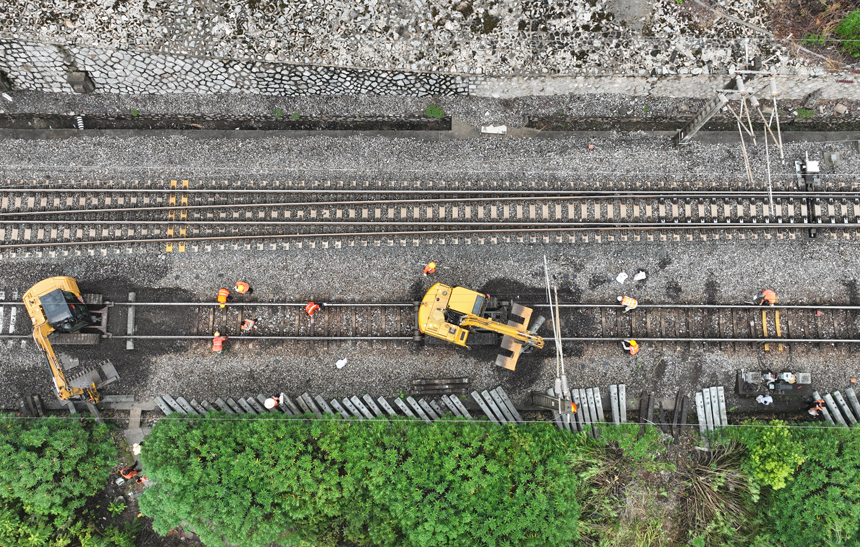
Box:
617 295 638 313
217 288 232 308
235 281 253 295
754 289 777 306
423 262 437 276
305 302 321 324
264 395 280 409
212 331 228 354
806 398 825 416
621 339 640 356
241 319 256 332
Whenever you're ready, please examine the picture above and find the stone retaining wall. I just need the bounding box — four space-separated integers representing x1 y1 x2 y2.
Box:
2 37 860 102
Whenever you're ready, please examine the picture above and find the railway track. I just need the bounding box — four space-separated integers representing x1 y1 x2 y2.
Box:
1 299 859 347
1 180 860 252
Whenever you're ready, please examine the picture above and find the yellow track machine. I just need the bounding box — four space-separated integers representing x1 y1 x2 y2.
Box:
418 283 545 370
23 277 111 402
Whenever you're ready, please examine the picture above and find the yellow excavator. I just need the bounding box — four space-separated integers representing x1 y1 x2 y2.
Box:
418 283 545 370
24 277 101 402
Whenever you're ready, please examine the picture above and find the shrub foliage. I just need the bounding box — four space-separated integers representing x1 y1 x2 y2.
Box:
139 414 579 547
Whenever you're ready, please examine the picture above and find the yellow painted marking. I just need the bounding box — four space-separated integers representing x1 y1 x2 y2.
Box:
762 310 769 351
170 180 177 189
182 180 189 189
775 310 783 351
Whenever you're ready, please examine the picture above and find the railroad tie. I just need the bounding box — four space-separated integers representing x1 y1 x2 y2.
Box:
470 391 499 425
329 399 352 420
439 395 461 418
406 396 431 423
418 399 439 420
340 397 364 420
393 397 416 418
349 396 375 420
214 397 235 415
246 397 267 414
428 399 446 419
314 395 334 416
361 395 384 417
376 397 399 417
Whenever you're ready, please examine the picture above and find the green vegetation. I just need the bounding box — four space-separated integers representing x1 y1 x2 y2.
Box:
108 500 127 516
424 104 446 118
139 414 579 547
643 105 651 112
0 416 135 546
273 107 283 119
291 111 301 120
130 108 139 117
835 9 860 56
796 108 814 119
729 419 804 491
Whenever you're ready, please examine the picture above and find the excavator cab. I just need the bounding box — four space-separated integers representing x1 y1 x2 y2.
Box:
418 283 545 370
39 288 94 333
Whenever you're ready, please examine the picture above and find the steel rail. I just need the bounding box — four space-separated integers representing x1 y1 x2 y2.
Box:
1 191 857 217
0 219 852 227
0 223 851 249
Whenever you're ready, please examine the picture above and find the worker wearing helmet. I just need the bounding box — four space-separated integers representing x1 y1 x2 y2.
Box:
264 395 280 409
241 319 256 332
423 262 437 276
621 339 640 356
217 288 232 308
212 331 228 354
754 290 777 306
617 296 638 313
305 302 321 324
235 281 253 295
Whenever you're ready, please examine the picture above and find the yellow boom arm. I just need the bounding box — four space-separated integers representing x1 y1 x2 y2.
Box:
32 321 98 403
458 314 545 349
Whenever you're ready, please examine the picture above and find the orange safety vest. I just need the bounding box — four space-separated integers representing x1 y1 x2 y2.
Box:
241 319 256 331
217 288 230 304
760 290 777 305
621 296 638 309
305 302 320 316
235 281 250 294
424 262 437 275
212 336 227 352
628 340 640 355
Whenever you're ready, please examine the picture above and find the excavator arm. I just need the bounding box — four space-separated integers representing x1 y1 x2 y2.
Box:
32 321 98 403
458 314 545 349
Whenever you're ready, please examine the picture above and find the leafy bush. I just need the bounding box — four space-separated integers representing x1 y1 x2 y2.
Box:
728 420 804 491
424 104 446 118
139 414 579 547
835 9 860 57
0 416 120 545
757 428 860 545
796 108 814 119
599 423 669 468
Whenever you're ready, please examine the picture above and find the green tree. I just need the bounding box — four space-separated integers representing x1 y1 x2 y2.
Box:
754 428 860 546
729 420 804 491
139 414 580 547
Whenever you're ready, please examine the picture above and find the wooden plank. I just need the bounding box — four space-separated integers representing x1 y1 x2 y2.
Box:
154 396 174 416
280 394 302 416
328 399 352 419
440 395 461 417
294 395 312 415
489 389 516 423
701 389 714 431
245 397 267 414
377 397 399 417
708 387 721 428
593 388 606 423
618 384 627 422
200 401 216 413
175 396 201 416
694 392 707 435
418 398 440 420
161 394 185 414
394 397 417 418
495 388 524 422
350 396 375 420
547 388 566 431
301 393 323 418
341 397 365 420
823 393 847 427
470 391 499 424
813 391 835 425
480 390 508 424
225 397 244 414
717 387 728 427
610 384 620 425
189 400 207 416
214 397 234 415
362 395 383 417
237 398 258 415
314 395 334 416
428 399 446 419
406 396 432 423
448 395 473 419
845 388 860 421
833 391 857 425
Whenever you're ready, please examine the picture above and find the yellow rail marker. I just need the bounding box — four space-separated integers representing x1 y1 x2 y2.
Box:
178 226 187 252
762 309 769 351
775 310 783 351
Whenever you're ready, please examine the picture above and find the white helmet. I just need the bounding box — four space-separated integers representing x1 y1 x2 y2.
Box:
264 398 276 409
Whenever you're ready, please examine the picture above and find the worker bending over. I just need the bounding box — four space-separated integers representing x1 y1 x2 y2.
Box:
305 302 321 324
806 398 825 416
423 262 437 276
754 289 778 306
621 339 639 356
235 281 253 295
617 296 638 313
212 331 228 354
241 319 256 332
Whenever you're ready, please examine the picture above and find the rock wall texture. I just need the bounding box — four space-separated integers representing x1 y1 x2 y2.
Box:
0 0 858 100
